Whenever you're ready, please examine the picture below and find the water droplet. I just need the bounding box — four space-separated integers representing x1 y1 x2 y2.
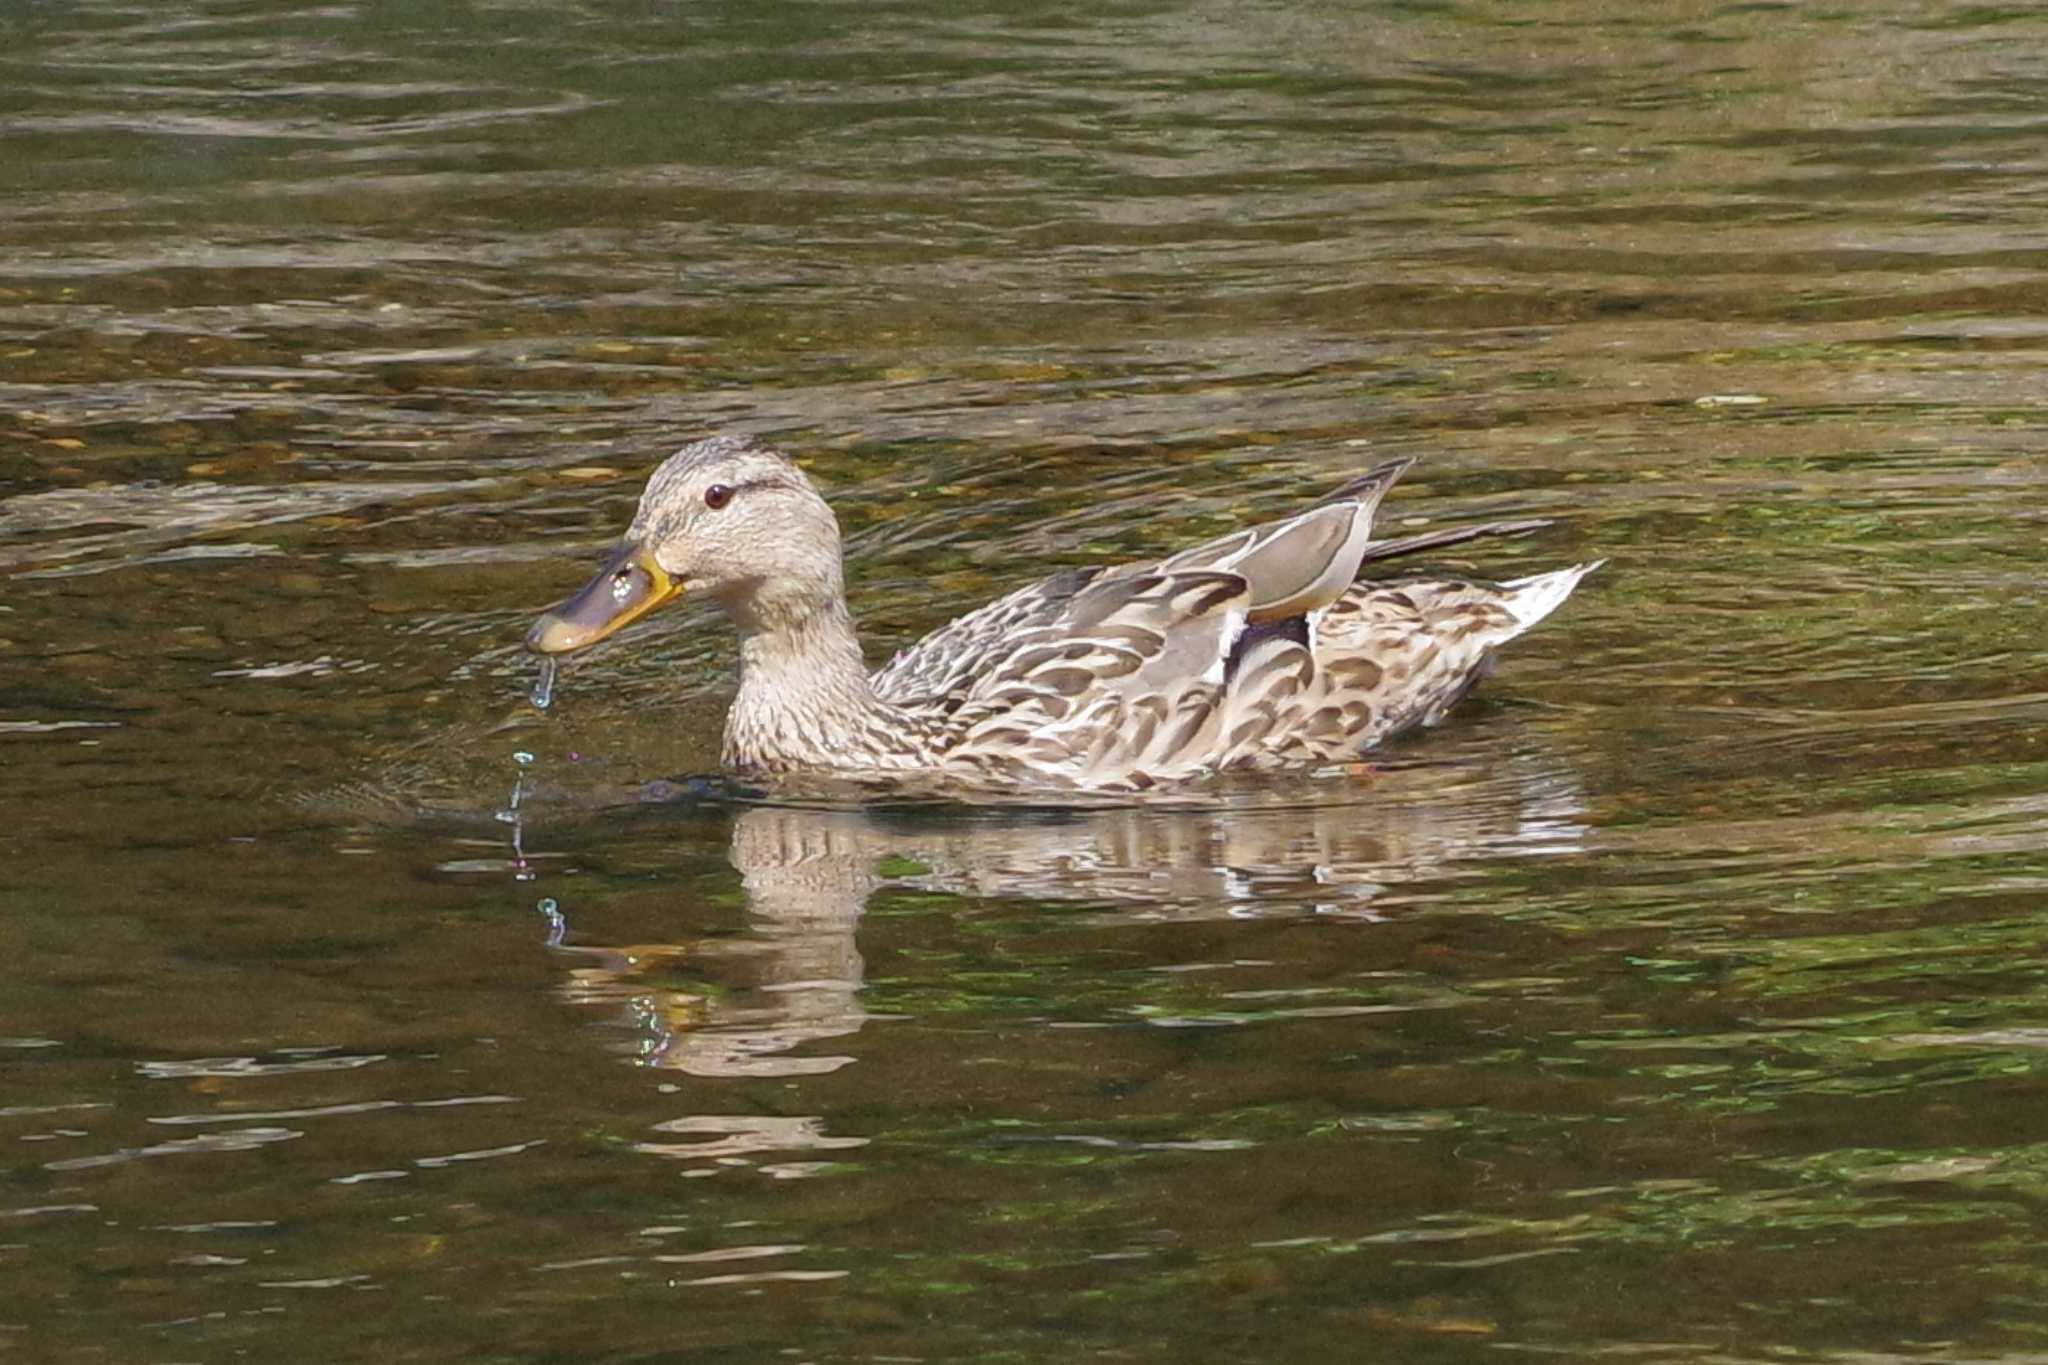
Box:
529 657 557 711
537 898 568 947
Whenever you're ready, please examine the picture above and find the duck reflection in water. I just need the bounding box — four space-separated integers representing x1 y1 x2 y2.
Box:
534 745 1588 1078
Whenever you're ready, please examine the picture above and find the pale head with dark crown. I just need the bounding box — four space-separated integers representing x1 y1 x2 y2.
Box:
525 435 846 655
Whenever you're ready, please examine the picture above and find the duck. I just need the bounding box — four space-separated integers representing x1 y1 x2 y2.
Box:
525 435 1601 792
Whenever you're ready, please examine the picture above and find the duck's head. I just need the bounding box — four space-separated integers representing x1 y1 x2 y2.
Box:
525 435 846 656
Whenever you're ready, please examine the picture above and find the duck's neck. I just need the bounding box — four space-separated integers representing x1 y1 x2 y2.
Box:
723 595 916 773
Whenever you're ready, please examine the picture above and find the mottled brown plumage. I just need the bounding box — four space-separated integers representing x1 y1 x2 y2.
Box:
526 435 1601 792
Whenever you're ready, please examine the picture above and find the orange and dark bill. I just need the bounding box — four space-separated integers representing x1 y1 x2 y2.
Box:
525 541 680 655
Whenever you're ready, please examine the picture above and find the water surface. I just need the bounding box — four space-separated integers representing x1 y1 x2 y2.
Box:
7 1 2048 1360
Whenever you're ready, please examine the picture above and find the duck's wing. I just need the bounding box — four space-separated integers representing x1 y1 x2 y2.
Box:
869 566 1105 707
871 459 1411 710
1153 458 1410 620
937 568 1254 787
929 473 1424 785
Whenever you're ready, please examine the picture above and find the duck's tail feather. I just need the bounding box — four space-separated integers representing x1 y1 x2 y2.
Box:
1498 559 1606 630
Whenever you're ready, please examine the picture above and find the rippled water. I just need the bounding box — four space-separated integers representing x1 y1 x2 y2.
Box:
8 1 2048 1359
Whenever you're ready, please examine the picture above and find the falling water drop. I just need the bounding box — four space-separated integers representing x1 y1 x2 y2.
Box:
529 656 557 711
536 897 566 947
505 751 536 878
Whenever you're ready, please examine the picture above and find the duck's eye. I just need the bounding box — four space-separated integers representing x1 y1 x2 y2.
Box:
703 484 733 510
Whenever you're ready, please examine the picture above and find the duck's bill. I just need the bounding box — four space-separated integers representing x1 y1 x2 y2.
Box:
525 542 681 655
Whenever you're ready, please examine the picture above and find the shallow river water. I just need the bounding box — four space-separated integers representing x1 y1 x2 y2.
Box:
7 1 2048 1360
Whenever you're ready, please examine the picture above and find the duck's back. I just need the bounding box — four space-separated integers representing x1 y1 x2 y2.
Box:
861 463 1597 789
869 566 1106 711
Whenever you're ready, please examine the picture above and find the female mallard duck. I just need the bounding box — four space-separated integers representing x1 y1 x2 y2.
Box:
526 435 1600 792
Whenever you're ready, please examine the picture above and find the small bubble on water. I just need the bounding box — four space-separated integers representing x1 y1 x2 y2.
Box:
512 751 535 767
